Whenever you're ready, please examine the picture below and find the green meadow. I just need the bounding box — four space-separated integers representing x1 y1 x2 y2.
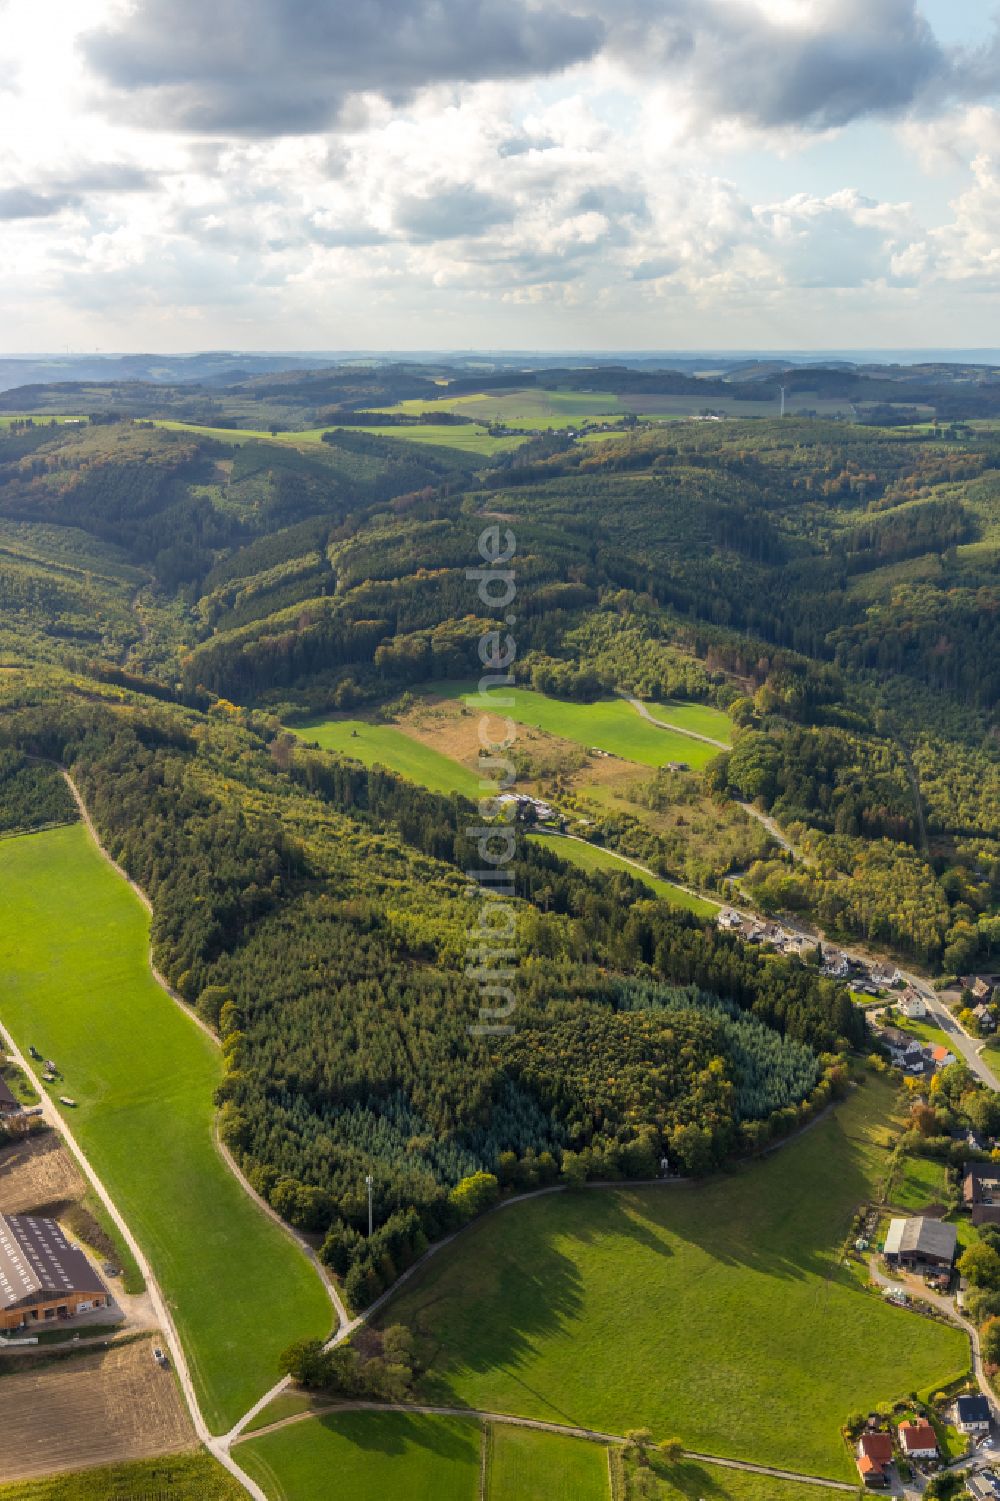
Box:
529 832 718 916
437 684 721 769
486 1425 608 1501
237 1412 481 1501
0 824 332 1433
330 422 525 454
643 698 732 745
149 417 520 459
380 1077 966 1481
289 717 483 799
635 1460 849 1501
370 387 624 430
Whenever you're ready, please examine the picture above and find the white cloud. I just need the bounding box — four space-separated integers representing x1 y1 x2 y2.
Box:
1 0 1000 348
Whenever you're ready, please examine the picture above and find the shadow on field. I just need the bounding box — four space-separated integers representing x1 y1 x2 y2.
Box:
317 1409 478 1461
647 1457 729 1497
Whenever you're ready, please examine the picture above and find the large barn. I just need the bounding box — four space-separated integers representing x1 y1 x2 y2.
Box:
0 1214 111 1332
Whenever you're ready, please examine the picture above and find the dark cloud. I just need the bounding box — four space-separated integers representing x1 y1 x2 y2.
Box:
497 131 557 158
394 185 512 240
608 0 999 132
82 0 603 137
50 163 158 193
0 187 73 220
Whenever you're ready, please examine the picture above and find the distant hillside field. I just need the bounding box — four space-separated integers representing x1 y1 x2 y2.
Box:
289 716 483 799
440 684 722 770
529 832 718 916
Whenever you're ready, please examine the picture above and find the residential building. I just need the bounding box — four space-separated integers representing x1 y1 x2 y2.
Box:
964 1165 1000 1226
883 1216 958 1271
897 1420 938 1460
974 1004 998 1034
955 1394 993 1434
898 992 927 1020
931 1044 956 1069
0 1214 112 1332
856 1431 893 1489
967 1471 1000 1500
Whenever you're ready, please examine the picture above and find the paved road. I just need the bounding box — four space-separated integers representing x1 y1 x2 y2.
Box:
234 1400 858 1490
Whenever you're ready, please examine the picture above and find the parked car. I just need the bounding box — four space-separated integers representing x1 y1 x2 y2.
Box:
152 1346 169 1368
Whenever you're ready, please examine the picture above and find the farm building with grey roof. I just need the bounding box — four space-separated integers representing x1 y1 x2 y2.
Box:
0 1213 111 1331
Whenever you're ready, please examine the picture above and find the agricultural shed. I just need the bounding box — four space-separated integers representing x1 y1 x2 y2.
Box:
0 1213 111 1331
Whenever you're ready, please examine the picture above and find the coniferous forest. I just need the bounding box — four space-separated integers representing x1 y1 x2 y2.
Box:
1 391 998 1297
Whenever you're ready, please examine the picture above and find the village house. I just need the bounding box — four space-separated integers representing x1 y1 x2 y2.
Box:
897 1420 938 1461
954 1394 992 1435
931 1043 957 1069
974 1003 998 1034
898 991 927 1020
963 1165 1000 1227
883 1217 958 1273
966 976 1000 1004
967 1474 1000 1501
0 1214 112 1332
856 1431 893 1488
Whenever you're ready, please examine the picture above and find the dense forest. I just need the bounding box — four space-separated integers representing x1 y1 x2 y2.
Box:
1 389 999 1287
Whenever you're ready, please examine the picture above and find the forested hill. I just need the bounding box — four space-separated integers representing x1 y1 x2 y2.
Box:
1 399 998 1299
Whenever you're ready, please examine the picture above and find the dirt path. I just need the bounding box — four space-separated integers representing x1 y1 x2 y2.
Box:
624 694 730 750
546 828 720 911
234 1400 857 1490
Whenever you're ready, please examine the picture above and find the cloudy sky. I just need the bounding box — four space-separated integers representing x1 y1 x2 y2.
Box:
1 0 999 351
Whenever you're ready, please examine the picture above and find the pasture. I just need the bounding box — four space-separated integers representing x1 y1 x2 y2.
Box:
149 418 520 460
486 1424 608 1501
330 422 525 455
369 387 624 430
289 717 482 799
380 1076 967 1481
237 1411 482 1501
635 1460 849 1501
438 684 721 770
643 698 732 745
0 1452 244 1501
529 832 718 916
0 824 332 1433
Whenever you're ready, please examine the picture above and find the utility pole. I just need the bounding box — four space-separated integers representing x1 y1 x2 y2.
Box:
365 1173 373 1238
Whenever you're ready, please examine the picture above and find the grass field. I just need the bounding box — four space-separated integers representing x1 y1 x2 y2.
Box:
486 1424 608 1501
632 1458 849 1501
370 387 624 430
380 1076 967 1481
0 1451 244 1500
237 1412 481 1501
330 423 525 454
0 824 332 1433
529 832 718 916
643 699 732 746
149 418 522 459
891 1152 948 1211
289 717 482 799
435 684 721 770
